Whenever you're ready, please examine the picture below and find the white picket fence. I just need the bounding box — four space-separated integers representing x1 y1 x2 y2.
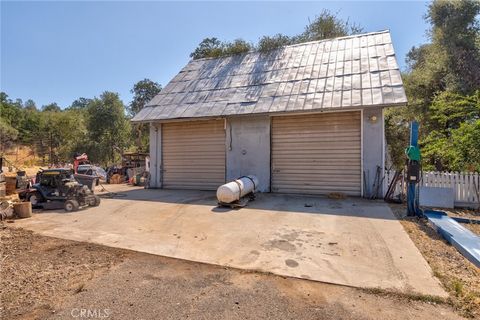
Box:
384 170 480 208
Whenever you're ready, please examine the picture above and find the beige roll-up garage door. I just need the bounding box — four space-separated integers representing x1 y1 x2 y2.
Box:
271 111 361 196
162 119 226 190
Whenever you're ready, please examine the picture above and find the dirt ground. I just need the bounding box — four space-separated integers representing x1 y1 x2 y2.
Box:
389 204 480 318
0 225 128 319
0 224 464 320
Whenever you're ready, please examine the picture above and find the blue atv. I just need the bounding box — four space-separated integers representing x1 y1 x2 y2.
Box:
23 168 101 212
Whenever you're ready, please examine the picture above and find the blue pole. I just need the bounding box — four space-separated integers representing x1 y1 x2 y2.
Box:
407 121 420 216
410 121 419 147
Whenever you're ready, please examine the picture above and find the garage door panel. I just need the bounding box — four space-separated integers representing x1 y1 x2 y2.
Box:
272 147 360 153
273 170 361 175
272 112 361 196
163 120 225 190
272 134 360 141
272 174 361 182
275 119 360 128
162 151 226 157
275 113 360 121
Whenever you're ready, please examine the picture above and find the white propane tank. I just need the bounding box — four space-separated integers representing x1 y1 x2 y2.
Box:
216 175 259 204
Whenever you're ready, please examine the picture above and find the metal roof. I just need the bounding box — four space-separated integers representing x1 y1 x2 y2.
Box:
132 30 407 122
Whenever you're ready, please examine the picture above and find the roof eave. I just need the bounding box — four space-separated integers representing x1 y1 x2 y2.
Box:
130 101 407 124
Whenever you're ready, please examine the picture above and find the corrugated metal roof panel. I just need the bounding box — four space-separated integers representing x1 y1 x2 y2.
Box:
132 30 407 122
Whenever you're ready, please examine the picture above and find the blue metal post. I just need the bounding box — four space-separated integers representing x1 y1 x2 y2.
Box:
407 121 419 216
409 121 419 148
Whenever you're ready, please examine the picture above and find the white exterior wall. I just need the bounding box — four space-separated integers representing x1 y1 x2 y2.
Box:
149 123 162 188
362 107 384 198
226 116 271 192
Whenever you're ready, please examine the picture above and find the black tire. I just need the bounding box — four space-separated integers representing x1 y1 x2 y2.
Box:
93 195 101 206
64 200 79 212
87 195 100 207
28 191 43 208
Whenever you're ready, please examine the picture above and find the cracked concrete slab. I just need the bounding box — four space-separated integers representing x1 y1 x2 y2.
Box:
13 185 447 297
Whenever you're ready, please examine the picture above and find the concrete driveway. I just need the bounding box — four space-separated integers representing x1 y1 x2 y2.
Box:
13 185 446 297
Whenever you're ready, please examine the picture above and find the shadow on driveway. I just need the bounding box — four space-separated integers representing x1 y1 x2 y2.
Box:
96 185 397 220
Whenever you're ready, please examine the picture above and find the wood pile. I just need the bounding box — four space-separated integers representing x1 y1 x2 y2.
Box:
109 174 124 184
5 176 17 195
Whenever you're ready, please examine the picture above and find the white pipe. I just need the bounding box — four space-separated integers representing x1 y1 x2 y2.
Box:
217 175 259 204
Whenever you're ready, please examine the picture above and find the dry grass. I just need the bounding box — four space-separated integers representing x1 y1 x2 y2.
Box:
389 204 480 318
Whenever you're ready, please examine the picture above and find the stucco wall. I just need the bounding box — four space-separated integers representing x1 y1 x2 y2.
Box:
362 107 385 198
149 123 162 188
226 116 271 192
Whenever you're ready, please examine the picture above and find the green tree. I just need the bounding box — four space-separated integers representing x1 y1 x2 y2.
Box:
223 39 253 56
297 9 363 42
128 79 162 116
191 10 362 59
421 90 480 170
450 120 480 172
68 97 92 110
42 103 61 112
0 117 18 152
18 106 41 146
86 92 131 165
129 79 162 152
24 99 37 111
386 0 480 171
0 92 22 151
258 34 293 53
403 0 480 110
0 92 23 126
428 0 480 94
190 37 224 59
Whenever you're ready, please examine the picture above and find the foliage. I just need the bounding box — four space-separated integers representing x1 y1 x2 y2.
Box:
190 38 253 59
0 117 18 151
297 9 363 42
1 89 135 166
128 79 162 117
37 110 84 164
68 97 92 111
258 34 293 53
0 93 22 152
223 39 254 56
42 103 61 112
85 92 131 166
24 99 37 111
386 0 480 171
128 79 162 152
427 0 480 94
421 91 480 171
190 37 225 59
449 120 480 172
191 9 362 59
384 107 411 169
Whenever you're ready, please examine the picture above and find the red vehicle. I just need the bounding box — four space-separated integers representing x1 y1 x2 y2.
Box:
73 153 90 174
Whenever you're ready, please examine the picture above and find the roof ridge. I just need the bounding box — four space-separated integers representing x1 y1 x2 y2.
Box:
284 29 390 48
190 30 391 62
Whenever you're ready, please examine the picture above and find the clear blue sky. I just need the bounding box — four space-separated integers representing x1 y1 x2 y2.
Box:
1 1 429 108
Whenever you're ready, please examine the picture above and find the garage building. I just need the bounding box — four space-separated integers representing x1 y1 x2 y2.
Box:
132 30 407 197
